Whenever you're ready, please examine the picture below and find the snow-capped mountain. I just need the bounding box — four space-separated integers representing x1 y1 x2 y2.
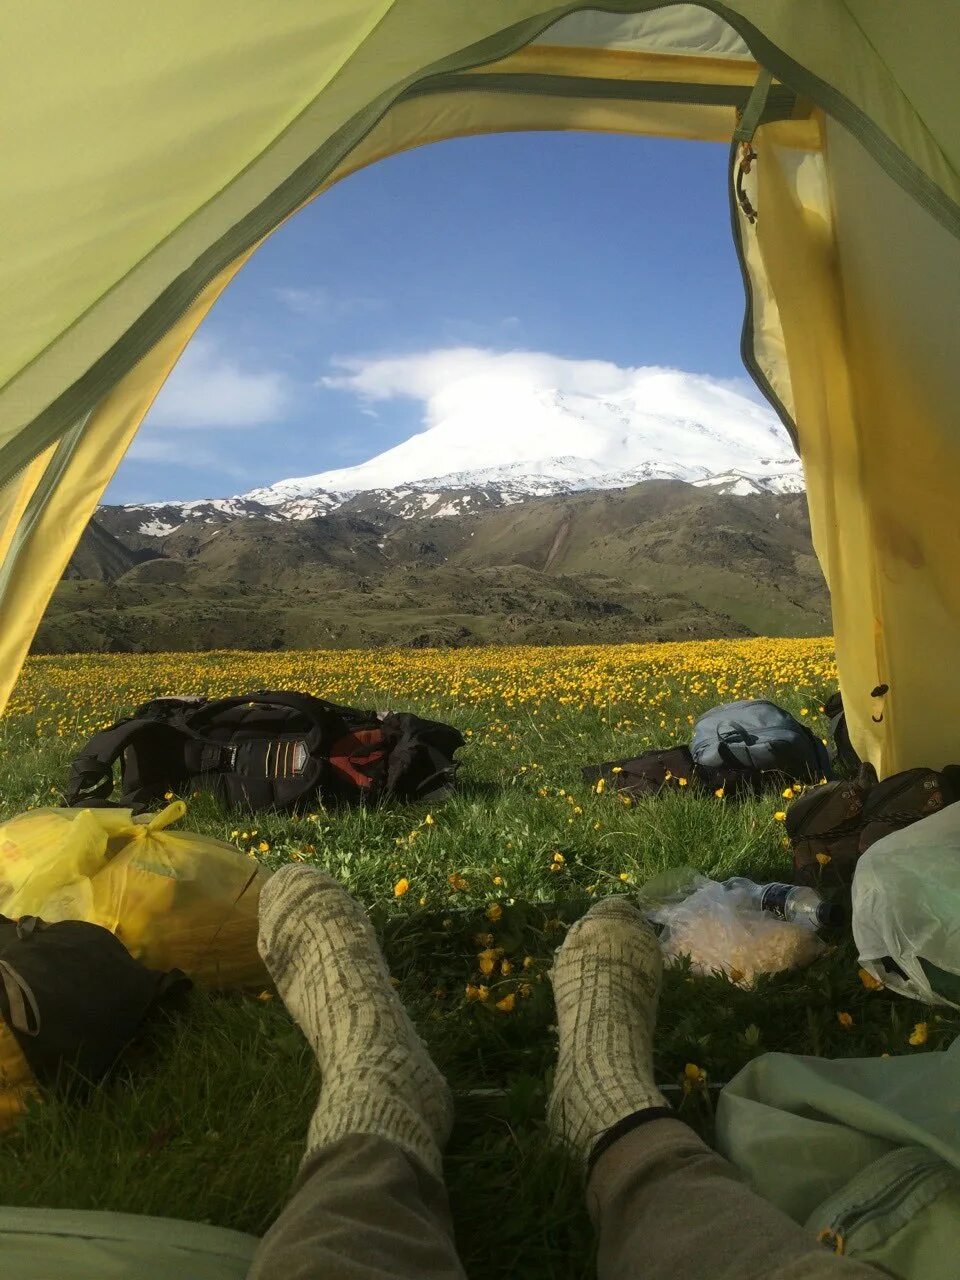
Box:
114 369 803 535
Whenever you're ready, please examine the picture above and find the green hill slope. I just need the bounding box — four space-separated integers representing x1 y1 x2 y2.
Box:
44 482 828 652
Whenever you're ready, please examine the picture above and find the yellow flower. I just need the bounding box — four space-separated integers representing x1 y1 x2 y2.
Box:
477 948 502 976
774 811 787 822
464 984 481 1003
492 875 504 886
714 787 726 798
909 1022 929 1046
619 793 633 806
423 813 434 826
476 985 490 1003
682 1062 707 1093
552 852 565 865
164 791 175 801
800 708 809 716
858 967 884 991
393 877 410 897
611 766 623 774
595 778 606 794
496 993 516 1013
486 903 503 923
837 1011 854 1029
782 787 795 799
619 872 631 883
258 840 270 853
500 959 513 976
522 955 534 970
677 776 688 787
816 852 832 866
448 873 470 892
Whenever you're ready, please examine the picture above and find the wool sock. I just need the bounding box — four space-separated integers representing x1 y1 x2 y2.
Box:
258 864 453 1181
547 895 668 1166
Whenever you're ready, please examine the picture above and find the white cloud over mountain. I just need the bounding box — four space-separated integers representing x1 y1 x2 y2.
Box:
305 346 796 493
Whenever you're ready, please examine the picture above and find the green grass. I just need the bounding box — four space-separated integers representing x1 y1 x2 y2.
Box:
0 644 954 1279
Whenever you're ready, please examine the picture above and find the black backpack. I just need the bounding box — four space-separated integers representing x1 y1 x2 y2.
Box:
65 691 464 812
823 691 861 773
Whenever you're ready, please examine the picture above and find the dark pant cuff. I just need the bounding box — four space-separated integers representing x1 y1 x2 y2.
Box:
587 1106 677 1178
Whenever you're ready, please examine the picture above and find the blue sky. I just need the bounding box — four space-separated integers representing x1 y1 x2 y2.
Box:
110 132 751 504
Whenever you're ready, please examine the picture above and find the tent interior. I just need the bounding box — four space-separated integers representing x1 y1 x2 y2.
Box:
2 2 958 777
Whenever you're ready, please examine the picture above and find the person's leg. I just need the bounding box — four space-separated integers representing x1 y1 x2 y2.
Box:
248 865 466 1280
587 1118 880 1280
250 1133 464 1280
548 898 881 1280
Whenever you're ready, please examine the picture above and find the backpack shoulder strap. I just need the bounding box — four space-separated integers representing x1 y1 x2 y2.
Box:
182 691 348 737
65 718 160 805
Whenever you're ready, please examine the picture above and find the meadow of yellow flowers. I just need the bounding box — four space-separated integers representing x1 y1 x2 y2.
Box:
0 637 953 1259
9 635 838 744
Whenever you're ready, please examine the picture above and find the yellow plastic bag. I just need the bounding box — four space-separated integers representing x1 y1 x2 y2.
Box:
0 802 269 989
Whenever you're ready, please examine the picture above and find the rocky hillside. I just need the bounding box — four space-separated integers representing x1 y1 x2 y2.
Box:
39 481 828 653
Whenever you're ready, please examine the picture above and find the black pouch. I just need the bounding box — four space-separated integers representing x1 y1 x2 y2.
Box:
0 915 189 1091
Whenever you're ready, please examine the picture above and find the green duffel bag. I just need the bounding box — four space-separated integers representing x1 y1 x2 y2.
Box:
716 1038 960 1277
0 1207 256 1279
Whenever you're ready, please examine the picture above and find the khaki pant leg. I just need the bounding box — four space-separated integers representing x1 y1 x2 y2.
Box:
588 1117 881 1280
248 1132 467 1280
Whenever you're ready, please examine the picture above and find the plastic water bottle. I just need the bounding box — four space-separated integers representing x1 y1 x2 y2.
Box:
722 878 845 929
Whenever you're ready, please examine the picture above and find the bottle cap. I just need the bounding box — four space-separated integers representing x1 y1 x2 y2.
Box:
816 902 846 930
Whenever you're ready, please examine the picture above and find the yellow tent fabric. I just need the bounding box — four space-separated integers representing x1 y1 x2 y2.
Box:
1 2 957 775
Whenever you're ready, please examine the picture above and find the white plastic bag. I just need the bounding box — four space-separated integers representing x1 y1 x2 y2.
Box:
853 803 960 1008
646 874 824 987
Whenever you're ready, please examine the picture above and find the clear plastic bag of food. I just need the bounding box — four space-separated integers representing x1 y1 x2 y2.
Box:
643 872 825 986
0 802 269 989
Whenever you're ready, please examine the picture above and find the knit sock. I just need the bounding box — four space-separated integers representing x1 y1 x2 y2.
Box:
547 895 668 1166
258 864 453 1181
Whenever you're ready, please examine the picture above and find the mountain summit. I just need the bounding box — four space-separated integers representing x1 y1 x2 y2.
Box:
114 365 803 534
243 366 801 510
